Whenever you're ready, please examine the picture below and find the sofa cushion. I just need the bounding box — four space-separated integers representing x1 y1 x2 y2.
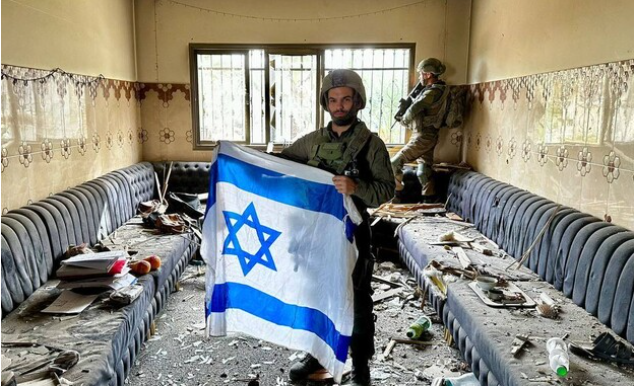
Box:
1 160 200 386
447 279 634 385
447 170 634 345
115 162 156 211
397 216 634 385
1 211 54 316
99 217 198 295
1 275 155 385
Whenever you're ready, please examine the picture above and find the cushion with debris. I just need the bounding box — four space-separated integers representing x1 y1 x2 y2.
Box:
447 280 634 385
1 276 155 385
99 216 198 294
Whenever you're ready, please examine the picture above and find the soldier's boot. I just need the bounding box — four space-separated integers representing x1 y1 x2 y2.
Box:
344 357 371 386
288 354 324 382
392 189 404 204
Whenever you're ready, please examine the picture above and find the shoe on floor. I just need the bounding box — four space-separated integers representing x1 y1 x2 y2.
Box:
288 354 324 382
343 360 371 386
391 190 404 204
421 194 440 204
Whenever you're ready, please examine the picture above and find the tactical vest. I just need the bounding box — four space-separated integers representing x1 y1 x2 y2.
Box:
416 83 450 130
307 123 372 175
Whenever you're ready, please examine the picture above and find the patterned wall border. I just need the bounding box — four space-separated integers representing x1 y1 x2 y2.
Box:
1 65 194 172
2 132 141 172
467 59 634 106
1 64 191 105
136 83 191 107
1 65 143 174
1 65 137 102
466 59 634 186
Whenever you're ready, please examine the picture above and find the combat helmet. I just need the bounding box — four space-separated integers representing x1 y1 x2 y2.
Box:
319 69 366 109
417 58 446 76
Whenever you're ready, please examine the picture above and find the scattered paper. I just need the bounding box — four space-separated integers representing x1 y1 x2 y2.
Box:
42 291 99 314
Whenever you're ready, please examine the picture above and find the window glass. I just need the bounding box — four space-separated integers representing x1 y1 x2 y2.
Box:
197 52 247 142
191 45 412 148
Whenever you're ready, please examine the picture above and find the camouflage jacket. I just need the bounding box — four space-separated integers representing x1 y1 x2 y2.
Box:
281 121 395 211
402 81 449 131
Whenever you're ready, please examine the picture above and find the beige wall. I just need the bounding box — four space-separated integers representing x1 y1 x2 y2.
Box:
1 0 141 213
464 1 634 230
2 0 137 80
468 0 634 83
135 0 471 84
4 0 632 231
134 0 472 162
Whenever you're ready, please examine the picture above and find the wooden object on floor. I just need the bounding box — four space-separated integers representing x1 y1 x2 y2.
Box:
510 334 530 357
372 288 402 303
453 247 472 269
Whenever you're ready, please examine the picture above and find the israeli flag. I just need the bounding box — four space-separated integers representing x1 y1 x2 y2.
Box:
201 141 363 382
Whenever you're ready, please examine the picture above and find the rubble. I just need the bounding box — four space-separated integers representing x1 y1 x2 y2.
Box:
125 262 471 386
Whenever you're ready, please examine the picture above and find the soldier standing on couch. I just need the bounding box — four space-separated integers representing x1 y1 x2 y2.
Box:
391 58 450 202
280 69 394 386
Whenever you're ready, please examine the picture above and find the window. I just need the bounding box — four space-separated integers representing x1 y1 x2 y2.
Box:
190 44 414 149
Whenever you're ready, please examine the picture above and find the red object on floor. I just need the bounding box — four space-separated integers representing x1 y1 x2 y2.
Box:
108 259 127 274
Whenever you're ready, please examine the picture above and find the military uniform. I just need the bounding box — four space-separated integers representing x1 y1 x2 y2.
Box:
391 58 449 197
282 121 395 210
282 120 394 379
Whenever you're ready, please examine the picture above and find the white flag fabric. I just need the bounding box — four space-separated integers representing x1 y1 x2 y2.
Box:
201 141 363 382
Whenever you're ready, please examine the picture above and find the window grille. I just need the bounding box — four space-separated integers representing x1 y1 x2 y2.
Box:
190 44 413 149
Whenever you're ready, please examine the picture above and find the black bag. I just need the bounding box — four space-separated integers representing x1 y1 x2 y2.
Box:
166 192 204 219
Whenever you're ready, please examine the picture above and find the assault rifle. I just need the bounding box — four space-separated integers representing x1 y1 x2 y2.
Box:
391 82 424 129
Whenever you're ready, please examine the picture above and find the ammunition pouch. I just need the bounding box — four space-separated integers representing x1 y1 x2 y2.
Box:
307 123 372 176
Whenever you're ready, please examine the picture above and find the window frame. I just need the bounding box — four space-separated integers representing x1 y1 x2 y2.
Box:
189 43 416 150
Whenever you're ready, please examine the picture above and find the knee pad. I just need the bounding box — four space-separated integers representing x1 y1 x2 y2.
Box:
416 163 430 177
390 156 404 176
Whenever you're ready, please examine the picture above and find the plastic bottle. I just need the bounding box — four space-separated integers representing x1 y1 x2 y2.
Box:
406 315 432 339
546 337 569 377
444 373 480 386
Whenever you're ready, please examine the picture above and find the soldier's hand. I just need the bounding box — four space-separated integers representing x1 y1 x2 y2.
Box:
332 176 357 195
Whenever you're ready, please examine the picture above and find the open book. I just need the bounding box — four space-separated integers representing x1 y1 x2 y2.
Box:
57 250 127 279
57 271 137 291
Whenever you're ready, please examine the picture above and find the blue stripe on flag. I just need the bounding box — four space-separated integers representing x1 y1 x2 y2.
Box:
205 153 357 242
215 154 347 222
204 160 218 219
345 217 356 243
208 282 350 362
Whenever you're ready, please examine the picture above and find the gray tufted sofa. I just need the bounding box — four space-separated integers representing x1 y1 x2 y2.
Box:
397 170 634 385
1 161 211 385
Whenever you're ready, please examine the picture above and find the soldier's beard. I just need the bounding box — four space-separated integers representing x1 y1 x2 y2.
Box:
330 108 358 126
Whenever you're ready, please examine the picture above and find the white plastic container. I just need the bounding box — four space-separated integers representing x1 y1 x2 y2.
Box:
444 373 480 386
546 337 570 377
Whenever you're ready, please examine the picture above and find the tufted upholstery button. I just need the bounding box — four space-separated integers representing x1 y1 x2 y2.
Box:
151 162 212 194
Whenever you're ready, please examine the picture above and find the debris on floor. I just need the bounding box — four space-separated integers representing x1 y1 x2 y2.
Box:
125 260 471 386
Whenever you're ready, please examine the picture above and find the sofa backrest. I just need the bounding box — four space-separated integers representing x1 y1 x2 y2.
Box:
1 161 209 317
152 162 211 194
1 165 156 317
115 162 156 211
1 209 53 314
447 170 634 345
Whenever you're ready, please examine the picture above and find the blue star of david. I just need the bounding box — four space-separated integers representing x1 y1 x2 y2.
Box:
222 202 281 276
